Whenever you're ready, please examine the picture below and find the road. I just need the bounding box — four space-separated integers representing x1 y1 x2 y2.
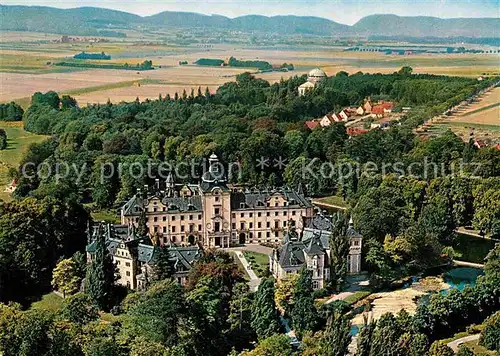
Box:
447 334 480 352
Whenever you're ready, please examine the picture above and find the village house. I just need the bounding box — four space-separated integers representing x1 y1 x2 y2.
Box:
269 214 363 289
121 154 314 248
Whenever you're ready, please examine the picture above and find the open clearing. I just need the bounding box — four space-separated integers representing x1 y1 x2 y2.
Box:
0 121 47 201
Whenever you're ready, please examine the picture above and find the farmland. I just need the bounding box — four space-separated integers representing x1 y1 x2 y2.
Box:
1 31 500 107
427 86 500 141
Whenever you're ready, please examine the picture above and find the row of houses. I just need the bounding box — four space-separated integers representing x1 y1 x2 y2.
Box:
305 99 395 130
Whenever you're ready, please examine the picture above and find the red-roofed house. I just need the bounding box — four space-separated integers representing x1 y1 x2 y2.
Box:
347 127 369 136
371 105 385 117
305 120 320 130
320 113 342 127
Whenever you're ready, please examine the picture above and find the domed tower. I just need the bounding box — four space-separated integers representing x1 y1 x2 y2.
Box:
307 68 327 84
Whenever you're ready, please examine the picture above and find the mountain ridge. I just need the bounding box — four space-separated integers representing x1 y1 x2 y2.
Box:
0 5 498 38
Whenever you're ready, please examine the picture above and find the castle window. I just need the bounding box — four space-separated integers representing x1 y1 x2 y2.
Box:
283 221 287 227
172 226 176 232
240 223 245 230
258 212 262 217
198 214 202 220
181 226 185 232
154 217 158 222
232 213 236 218
232 223 236 229
181 215 185 221
275 202 278 207
312 281 319 289
163 207 166 211
215 208 220 215
266 232 270 237
189 215 193 220
266 222 270 228
215 196 220 202
153 207 157 212
240 203 245 209
249 222 253 228
172 216 176 221
126 271 130 276
126 262 130 267
258 222 262 228
198 225 202 231
163 226 167 233
275 212 279 216
283 211 287 216
292 211 296 216
241 213 244 218
163 216 167 221
215 222 220 232
266 212 270 217
258 232 262 238
154 226 158 232
249 213 253 217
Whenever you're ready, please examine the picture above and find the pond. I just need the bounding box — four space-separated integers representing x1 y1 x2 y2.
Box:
442 267 484 292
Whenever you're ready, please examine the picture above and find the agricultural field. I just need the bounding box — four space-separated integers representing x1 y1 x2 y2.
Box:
1 31 500 107
0 121 47 201
429 86 500 141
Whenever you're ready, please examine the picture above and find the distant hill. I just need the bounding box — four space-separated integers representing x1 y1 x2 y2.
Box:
352 14 500 38
0 5 498 38
0 5 141 36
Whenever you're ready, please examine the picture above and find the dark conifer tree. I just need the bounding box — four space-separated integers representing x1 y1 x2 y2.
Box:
292 266 317 335
84 225 117 311
251 276 279 339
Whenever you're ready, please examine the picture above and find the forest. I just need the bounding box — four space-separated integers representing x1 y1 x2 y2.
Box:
0 68 499 355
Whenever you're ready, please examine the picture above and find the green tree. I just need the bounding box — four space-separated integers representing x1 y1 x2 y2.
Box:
356 317 376 356
227 282 255 351
59 293 99 325
484 243 500 286
292 266 317 335
329 212 350 292
302 311 351 356
274 273 299 314
456 345 474 356
480 310 500 351
125 279 185 348
240 334 293 356
0 128 7 150
251 276 279 339
52 258 81 298
152 246 174 281
84 225 117 311
429 341 454 356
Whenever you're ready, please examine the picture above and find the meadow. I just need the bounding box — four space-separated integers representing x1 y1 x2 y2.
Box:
0 121 47 201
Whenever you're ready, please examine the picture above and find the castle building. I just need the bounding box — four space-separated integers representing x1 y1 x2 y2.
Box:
86 223 203 290
298 68 327 96
121 154 314 248
269 213 363 289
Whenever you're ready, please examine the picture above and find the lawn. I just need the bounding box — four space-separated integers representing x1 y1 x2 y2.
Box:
30 292 64 313
89 208 122 224
454 233 496 264
243 251 270 277
344 290 372 305
0 121 47 201
463 339 496 355
313 195 348 209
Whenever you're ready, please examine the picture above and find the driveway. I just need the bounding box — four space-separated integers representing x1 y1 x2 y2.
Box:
447 334 480 352
230 249 262 292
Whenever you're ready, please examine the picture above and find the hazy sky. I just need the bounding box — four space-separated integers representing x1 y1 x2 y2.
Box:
2 0 499 24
